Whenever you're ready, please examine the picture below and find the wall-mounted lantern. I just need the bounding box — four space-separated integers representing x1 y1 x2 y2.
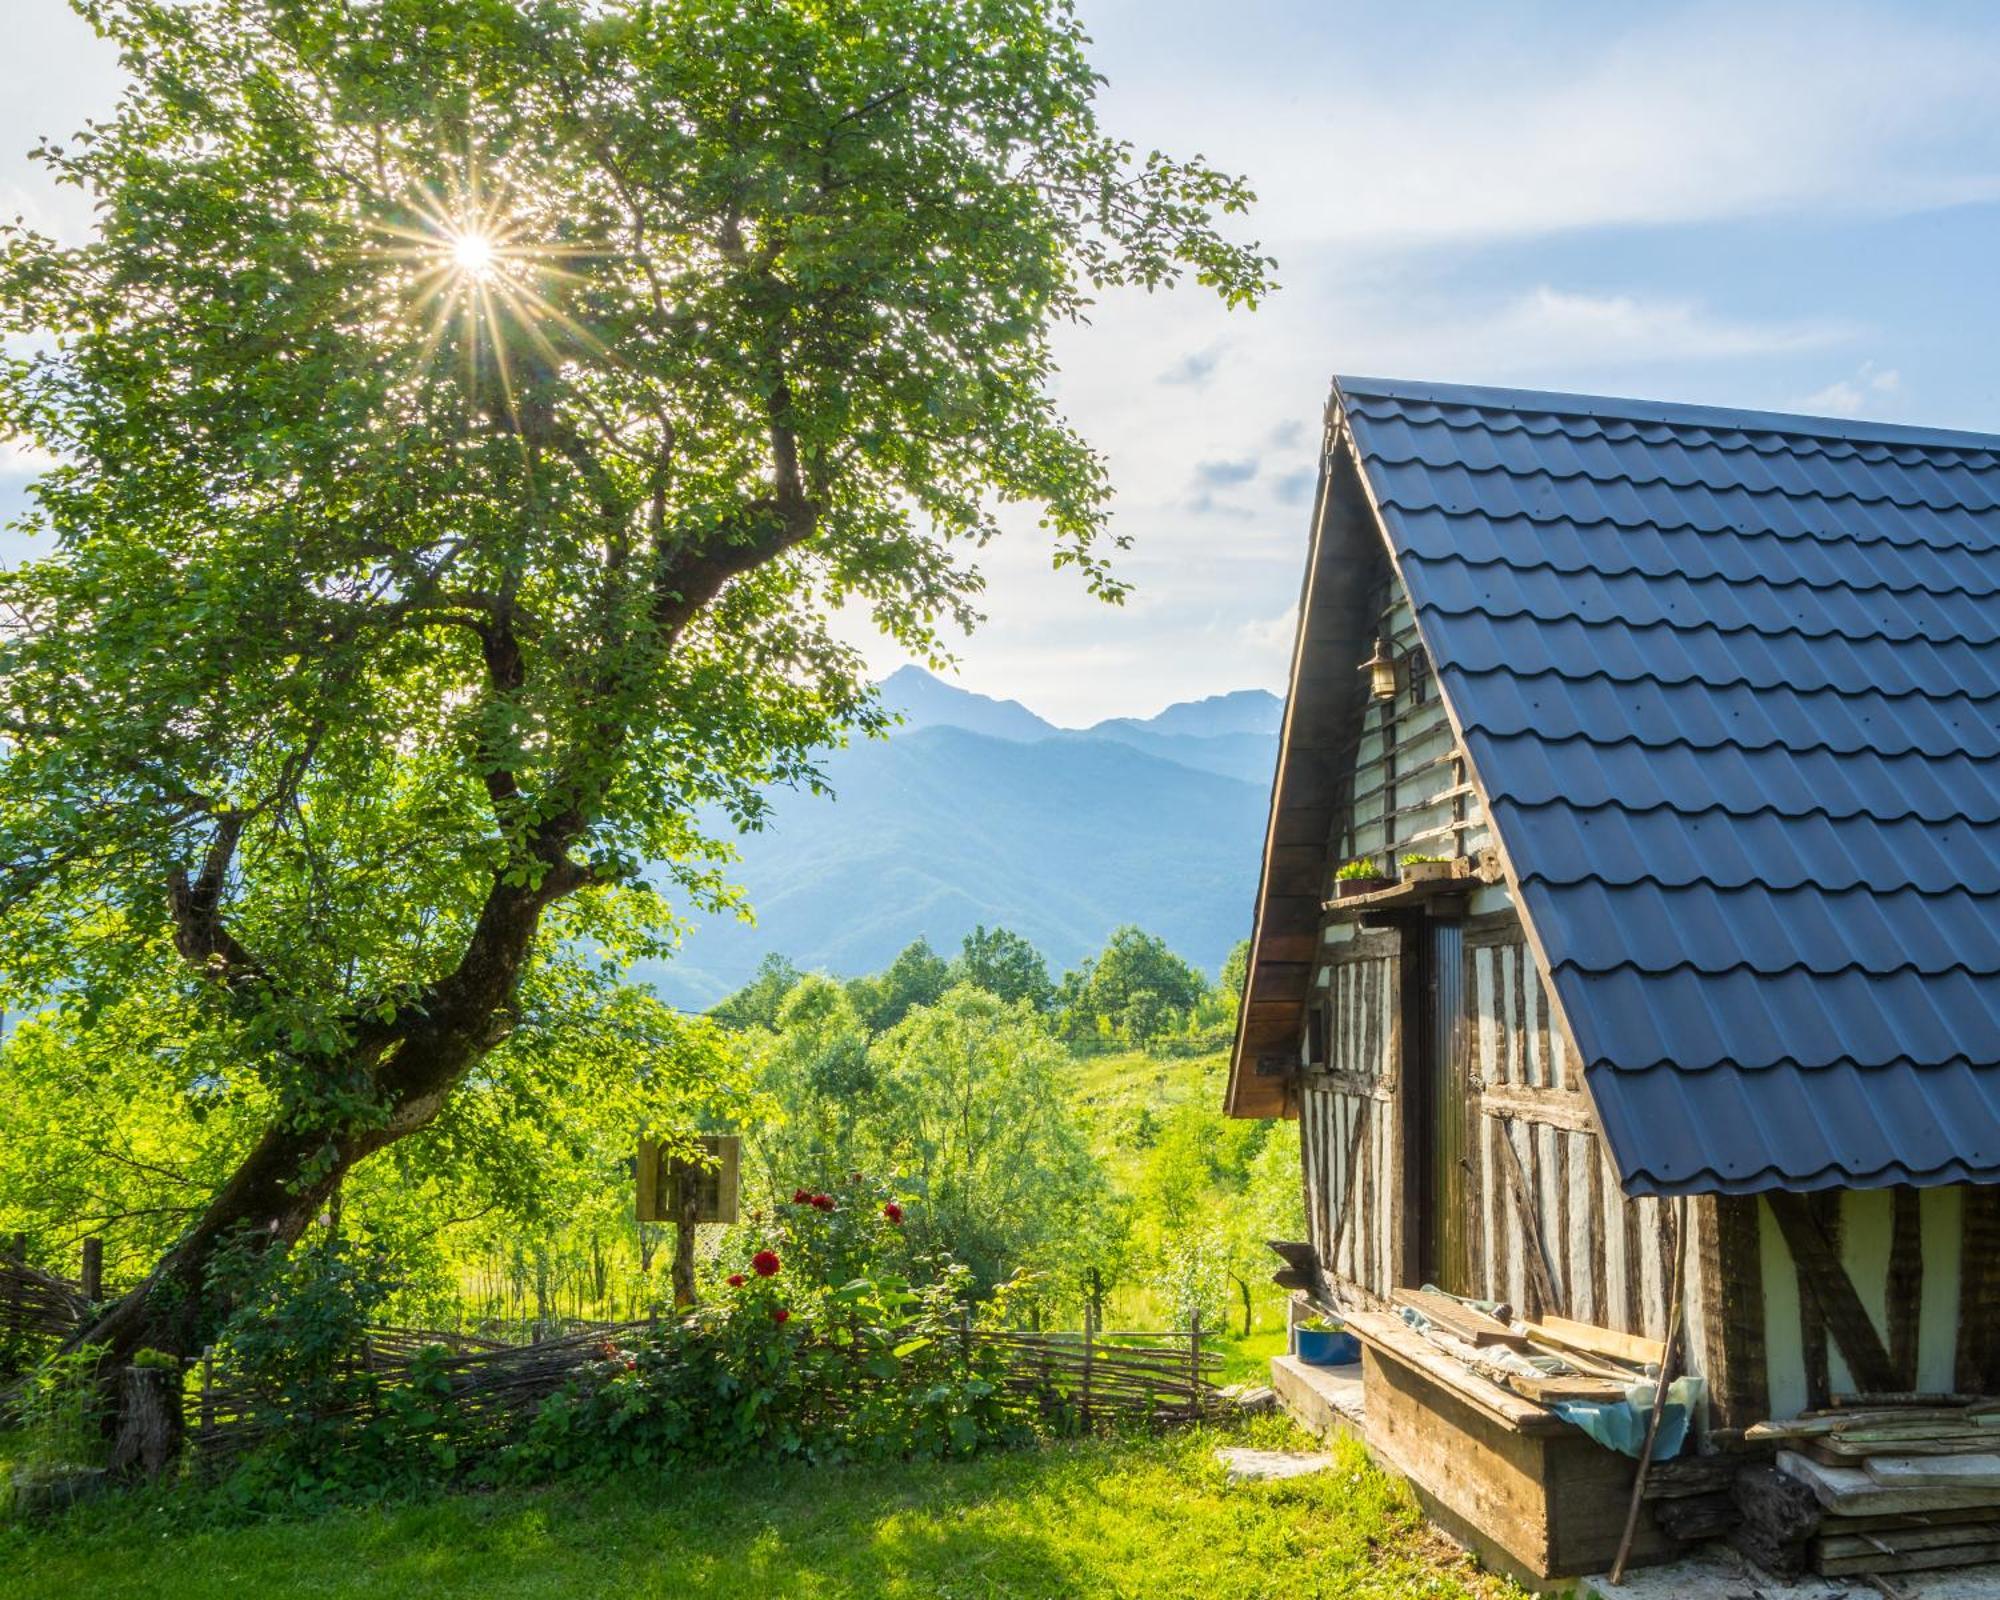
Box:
1361 636 1397 700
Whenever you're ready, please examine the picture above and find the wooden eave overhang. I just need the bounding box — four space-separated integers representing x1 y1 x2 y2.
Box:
1223 419 1390 1118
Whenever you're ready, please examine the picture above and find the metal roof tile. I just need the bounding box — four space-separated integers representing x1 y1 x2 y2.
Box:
1339 376 2000 1193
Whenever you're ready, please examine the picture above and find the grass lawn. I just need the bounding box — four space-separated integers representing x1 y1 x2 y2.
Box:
5 1417 1523 1600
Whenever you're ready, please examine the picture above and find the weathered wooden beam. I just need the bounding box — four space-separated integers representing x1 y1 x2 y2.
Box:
1956 1185 2000 1394
1478 1087 1595 1134
1766 1190 1899 1396
1888 1186 1923 1393
1701 1193 1768 1435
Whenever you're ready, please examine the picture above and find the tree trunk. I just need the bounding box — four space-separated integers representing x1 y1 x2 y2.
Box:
72 875 559 1366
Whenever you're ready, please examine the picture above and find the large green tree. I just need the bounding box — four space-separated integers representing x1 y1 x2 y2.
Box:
0 0 1269 1360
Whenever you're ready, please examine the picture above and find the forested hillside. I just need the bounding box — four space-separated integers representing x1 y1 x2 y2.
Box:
646 670 1282 1006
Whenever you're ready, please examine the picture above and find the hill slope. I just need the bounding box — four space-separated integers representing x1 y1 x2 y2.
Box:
643 719 1271 1007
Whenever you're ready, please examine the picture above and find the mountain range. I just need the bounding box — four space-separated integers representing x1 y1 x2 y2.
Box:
638 666 1281 1009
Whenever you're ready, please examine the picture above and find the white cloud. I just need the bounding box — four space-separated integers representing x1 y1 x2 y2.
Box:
1798 361 1907 418
1091 1 2000 249
0 439 57 478
1377 287 1853 372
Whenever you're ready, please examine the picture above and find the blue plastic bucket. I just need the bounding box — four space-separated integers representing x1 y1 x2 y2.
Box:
1296 1325 1361 1366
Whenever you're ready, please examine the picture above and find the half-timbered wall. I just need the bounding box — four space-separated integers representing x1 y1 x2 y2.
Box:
1299 925 1401 1300
1463 922 1677 1341
1335 584 1491 873
1697 1186 1988 1429
1301 912 1679 1342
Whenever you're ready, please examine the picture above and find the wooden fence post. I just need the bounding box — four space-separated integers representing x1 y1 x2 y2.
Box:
1081 1301 1095 1430
1190 1310 1203 1421
200 1348 215 1439
81 1235 103 1304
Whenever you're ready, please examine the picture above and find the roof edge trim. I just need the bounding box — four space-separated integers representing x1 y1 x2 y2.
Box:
1333 374 2000 453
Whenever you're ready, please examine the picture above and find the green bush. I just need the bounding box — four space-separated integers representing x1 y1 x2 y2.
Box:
510 1190 1030 1479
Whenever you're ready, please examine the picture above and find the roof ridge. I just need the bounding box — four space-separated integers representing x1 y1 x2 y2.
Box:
1333 374 2000 453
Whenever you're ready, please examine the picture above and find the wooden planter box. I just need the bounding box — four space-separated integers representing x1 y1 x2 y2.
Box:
1336 876 1393 899
1398 860 1456 884
1344 1312 1678 1586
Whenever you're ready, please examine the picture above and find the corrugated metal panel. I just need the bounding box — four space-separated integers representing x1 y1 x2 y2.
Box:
1336 375 2000 1196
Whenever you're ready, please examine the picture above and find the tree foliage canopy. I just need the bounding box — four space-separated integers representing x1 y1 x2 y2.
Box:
0 0 1268 1355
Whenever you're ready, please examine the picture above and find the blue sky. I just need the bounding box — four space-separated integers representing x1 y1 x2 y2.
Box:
7 0 2000 721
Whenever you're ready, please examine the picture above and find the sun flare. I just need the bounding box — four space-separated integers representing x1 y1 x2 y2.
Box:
451 231 497 278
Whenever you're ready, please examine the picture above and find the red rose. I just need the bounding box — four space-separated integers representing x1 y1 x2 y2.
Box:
772 1307 791 1325
726 1272 746 1288
752 1249 781 1278
882 1201 904 1225
791 1188 812 1205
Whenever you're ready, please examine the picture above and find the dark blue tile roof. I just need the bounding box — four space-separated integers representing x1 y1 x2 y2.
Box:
1337 376 2000 1195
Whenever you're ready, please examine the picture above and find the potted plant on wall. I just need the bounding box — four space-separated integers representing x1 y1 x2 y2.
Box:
1334 858 1393 898
1295 1314 1362 1366
1399 853 1456 885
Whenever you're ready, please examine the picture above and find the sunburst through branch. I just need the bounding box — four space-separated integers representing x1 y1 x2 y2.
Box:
361 167 608 440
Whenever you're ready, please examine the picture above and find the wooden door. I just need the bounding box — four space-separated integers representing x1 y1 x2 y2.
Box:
1418 921 1474 1293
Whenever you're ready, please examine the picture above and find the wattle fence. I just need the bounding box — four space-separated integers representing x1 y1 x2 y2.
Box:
3 1246 1224 1467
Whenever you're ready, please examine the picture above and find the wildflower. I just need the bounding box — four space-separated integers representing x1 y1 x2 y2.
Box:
752 1249 782 1278
792 1188 812 1205
772 1307 791 1325
727 1272 746 1288
811 1193 835 1212
883 1201 904 1225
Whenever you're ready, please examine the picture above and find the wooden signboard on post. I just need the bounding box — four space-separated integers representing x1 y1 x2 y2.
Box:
635 1134 740 1225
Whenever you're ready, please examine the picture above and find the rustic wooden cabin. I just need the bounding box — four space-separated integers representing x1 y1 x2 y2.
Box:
1227 377 2000 1584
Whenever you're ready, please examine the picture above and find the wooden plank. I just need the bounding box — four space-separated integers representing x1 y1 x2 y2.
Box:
1768 1190 1900 1397
1778 1450 2000 1516
1391 1288 1528 1350
1523 1316 1664 1370
1816 1535 2000 1576
1602 1140 1630 1334
1345 1310 1569 1434
1564 1131 1594 1327
1503 1371 1632 1404
1496 1117 1561 1319
1866 1455 2000 1490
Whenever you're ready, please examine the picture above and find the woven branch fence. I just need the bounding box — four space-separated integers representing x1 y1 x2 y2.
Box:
1 1245 1225 1465
186 1310 1222 1466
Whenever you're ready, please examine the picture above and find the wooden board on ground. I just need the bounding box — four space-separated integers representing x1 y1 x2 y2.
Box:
1779 1450 2000 1517
1749 1407 1992 1441
1815 1535 2000 1577
1521 1315 1664 1370
1808 1430 2000 1464
1389 1289 1528 1351
1866 1454 2000 1490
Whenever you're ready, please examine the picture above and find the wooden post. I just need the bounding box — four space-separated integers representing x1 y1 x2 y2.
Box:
1081 1301 1095 1430
1190 1310 1203 1421
80 1235 103 1304
200 1349 215 1439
